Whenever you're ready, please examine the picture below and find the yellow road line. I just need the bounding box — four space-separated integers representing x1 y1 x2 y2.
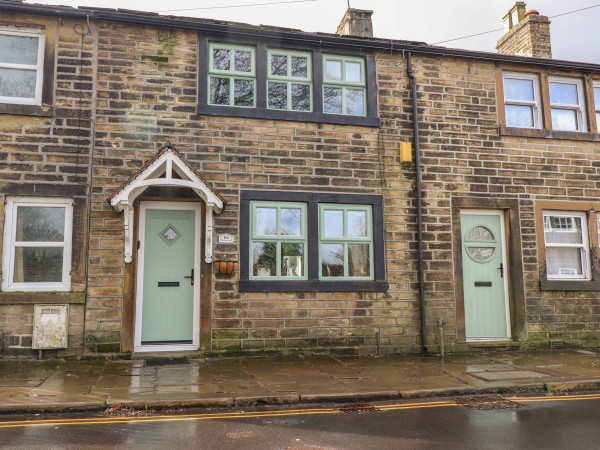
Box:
1 393 598 429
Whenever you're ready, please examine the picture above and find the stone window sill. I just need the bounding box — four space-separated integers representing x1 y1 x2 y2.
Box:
0 103 53 117
0 292 85 304
500 126 600 142
540 279 600 291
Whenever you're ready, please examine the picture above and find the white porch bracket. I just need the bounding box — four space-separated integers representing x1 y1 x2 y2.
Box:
108 146 224 264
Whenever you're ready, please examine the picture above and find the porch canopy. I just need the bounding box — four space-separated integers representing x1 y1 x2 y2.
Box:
108 144 225 263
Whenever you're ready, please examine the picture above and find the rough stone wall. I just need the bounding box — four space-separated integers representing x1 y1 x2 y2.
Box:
87 21 413 355
380 51 600 349
0 13 94 357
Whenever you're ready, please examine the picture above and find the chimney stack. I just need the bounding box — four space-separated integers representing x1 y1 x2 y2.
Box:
497 2 552 58
336 8 373 38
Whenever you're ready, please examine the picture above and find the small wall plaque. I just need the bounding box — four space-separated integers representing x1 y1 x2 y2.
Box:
219 233 234 243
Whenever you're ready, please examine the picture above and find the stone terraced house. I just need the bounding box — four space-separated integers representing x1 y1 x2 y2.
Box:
0 0 598 358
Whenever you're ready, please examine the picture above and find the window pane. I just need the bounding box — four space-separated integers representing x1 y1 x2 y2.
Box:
209 77 230 105
234 79 254 106
551 108 578 131
546 247 583 277
323 209 343 237
255 207 277 235
348 244 370 277
550 82 578 105
291 84 310 111
281 243 304 277
212 49 230 70
595 87 600 110
268 82 287 110
345 62 361 83
281 208 301 235
13 247 63 283
325 60 342 80
321 244 344 277
346 88 364 115
291 56 307 78
505 104 534 127
16 206 65 242
252 242 276 277
323 87 342 113
234 50 252 72
348 210 367 237
544 216 582 244
0 34 39 65
0 67 37 99
504 78 534 101
271 54 287 76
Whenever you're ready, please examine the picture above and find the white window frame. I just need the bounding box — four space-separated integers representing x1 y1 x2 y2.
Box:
548 76 587 132
0 26 45 106
2 197 73 292
542 210 590 280
502 72 542 129
593 82 600 133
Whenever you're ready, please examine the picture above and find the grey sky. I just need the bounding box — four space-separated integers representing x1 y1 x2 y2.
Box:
30 0 600 63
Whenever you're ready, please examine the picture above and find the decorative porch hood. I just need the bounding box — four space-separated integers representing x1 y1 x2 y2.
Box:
108 144 225 264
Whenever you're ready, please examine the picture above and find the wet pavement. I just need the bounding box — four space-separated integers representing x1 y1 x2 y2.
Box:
0 349 599 413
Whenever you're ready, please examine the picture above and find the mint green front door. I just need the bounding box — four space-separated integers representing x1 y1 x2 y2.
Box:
461 212 510 340
141 208 195 344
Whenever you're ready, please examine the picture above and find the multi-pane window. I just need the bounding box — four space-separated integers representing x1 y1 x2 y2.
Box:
208 43 255 107
250 202 307 279
502 72 541 128
0 27 45 105
319 205 372 280
2 197 73 291
594 82 600 133
267 50 312 112
322 55 366 116
542 211 589 280
549 77 586 132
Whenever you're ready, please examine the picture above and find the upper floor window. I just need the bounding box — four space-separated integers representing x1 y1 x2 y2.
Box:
267 50 312 112
503 72 541 128
0 27 45 106
208 43 255 107
198 37 379 127
2 197 73 292
549 77 586 132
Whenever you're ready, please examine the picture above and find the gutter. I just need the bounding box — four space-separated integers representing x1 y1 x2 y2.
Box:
2 1 600 72
407 52 427 353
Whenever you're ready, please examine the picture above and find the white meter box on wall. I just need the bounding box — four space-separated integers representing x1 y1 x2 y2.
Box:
32 304 68 349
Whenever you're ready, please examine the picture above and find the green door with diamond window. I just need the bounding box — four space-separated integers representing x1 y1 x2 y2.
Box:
461 211 510 340
141 208 195 343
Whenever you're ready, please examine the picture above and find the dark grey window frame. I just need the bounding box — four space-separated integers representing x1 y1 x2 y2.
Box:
240 190 387 292
198 35 379 127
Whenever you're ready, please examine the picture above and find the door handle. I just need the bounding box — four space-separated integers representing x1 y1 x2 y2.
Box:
497 263 503 278
184 268 194 286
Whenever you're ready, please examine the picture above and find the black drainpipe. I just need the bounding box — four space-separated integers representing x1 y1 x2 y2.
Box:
406 52 427 353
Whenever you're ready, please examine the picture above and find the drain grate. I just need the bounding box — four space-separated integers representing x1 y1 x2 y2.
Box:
454 395 525 410
227 431 255 439
145 357 189 366
550 340 564 350
338 402 381 413
264 420 288 427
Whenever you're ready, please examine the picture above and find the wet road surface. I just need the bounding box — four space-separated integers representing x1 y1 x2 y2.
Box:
1 393 599 449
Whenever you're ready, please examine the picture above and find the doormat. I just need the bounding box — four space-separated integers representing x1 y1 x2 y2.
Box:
145 357 189 367
466 369 551 382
